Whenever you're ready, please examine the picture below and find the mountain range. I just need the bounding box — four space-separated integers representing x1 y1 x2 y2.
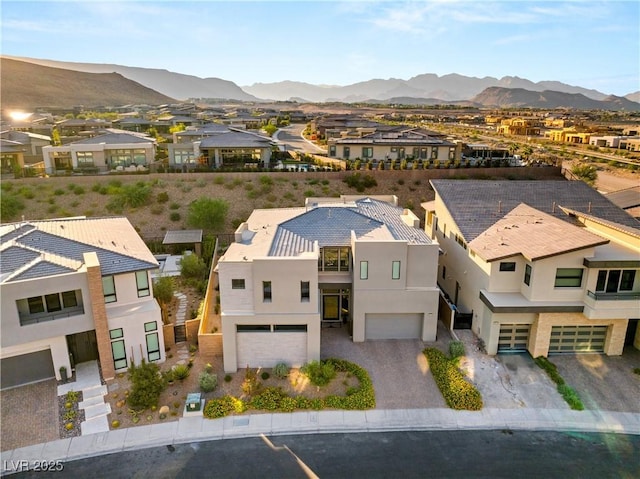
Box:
2 55 639 111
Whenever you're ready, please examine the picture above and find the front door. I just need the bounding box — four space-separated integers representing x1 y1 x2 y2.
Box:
323 295 340 322
67 330 98 365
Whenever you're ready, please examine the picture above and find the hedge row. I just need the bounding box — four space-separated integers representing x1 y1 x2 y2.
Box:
202 358 375 419
534 356 584 411
424 348 483 411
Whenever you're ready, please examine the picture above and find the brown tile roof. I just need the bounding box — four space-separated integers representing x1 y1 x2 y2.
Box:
468 204 609 262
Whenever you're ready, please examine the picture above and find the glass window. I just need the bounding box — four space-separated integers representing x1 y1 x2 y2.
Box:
524 264 532 286
146 332 161 361
62 290 78 308
360 261 368 280
499 262 516 272
45 293 62 312
109 328 123 340
442 265 446 279
323 248 338 271
301 281 310 302
136 271 150 297
232 279 246 289
329 145 336 157
431 147 439 159
596 270 607 291
144 321 157 332
554 268 584 288
27 296 45 314
102 276 117 303
76 151 94 167
343 146 350 159
237 325 271 332
597 269 637 292
111 339 127 370
339 248 350 271
274 325 307 332
263 281 272 302
620 270 636 291
392 261 401 280
362 147 373 158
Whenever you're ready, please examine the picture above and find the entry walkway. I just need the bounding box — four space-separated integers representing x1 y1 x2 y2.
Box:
2 407 638 473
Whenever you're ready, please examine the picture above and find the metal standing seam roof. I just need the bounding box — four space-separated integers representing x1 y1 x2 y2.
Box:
70 133 154 145
162 230 203 245
199 131 272 148
268 198 432 256
430 179 640 242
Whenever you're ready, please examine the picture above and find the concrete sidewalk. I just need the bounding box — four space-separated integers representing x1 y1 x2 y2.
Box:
2 407 639 474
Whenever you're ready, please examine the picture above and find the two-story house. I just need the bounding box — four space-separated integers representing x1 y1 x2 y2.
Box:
0 217 165 390
424 180 640 358
216 196 441 372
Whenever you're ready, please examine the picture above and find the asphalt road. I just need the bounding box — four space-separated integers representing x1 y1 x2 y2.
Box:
10 431 639 479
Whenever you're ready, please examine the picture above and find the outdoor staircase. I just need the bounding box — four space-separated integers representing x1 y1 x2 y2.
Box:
173 291 188 343
79 384 111 435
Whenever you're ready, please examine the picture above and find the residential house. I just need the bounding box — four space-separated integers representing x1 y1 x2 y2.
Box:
327 127 459 163
424 180 640 358
0 130 52 172
216 196 441 372
42 131 156 174
497 118 541 136
0 217 165 390
167 125 273 170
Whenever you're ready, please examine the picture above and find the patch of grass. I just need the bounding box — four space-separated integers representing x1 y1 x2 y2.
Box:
169 202 180 210
534 356 584 411
424 348 483 411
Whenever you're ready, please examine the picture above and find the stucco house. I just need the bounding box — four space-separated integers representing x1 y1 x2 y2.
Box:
216 196 441 372
167 125 273 170
42 131 156 174
0 217 165 390
424 180 640 358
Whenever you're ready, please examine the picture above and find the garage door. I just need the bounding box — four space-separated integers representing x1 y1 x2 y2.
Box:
365 313 423 340
549 325 607 353
237 331 307 368
1 349 55 390
498 324 531 352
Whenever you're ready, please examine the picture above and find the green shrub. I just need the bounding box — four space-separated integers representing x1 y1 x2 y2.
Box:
273 363 290 379
449 340 465 359
73 186 85 195
633 368 640 375
533 357 564 385
321 358 375 410
301 360 336 387
169 202 180 210
261 371 270 380
250 387 286 411
53 188 65 196
203 395 246 418
169 212 181 222
127 360 166 410
199 372 218 392
65 390 80 403
342 173 377 192
180 253 207 279
213 176 225 185
534 356 583 410
172 364 190 380
0 193 25 221
224 374 232 382
424 348 483 411
157 191 169 203
557 383 584 411
151 205 164 215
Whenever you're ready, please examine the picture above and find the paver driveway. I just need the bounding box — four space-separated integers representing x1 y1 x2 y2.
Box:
320 323 450 409
0 379 58 451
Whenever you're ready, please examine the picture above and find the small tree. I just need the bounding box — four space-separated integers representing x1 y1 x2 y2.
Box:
127 360 165 410
571 163 597 186
187 197 229 232
153 276 175 324
180 253 207 280
263 124 277 136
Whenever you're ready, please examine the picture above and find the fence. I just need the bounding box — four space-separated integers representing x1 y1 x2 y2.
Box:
198 237 223 358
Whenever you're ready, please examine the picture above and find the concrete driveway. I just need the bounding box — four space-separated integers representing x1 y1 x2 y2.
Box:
320 323 450 409
551 346 640 413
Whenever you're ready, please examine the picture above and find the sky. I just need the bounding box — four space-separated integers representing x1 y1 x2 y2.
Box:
2 0 639 96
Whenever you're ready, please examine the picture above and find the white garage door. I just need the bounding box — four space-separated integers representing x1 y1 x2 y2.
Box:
549 325 607 353
1 349 55 390
365 313 423 340
498 324 531 352
237 331 307 368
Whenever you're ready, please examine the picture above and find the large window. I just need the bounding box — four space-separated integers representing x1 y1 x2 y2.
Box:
102 276 117 303
232 279 246 289
136 271 150 297
329 145 336 157
362 147 373 158
144 322 161 361
110 328 127 370
18 290 83 325
318 247 350 272
27 296 45 314
76 151 94 167
596 270 636 293
524 264 532 286
392 261 401 280
360 261 368 280
431 147 439 159
343 147 350 159
174 150 195 165
554 268 584 288
301 281 310 302
44 293 62 312
263 281 272 302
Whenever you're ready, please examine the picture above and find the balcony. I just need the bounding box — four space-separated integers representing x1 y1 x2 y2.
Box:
19 306 85 326
586 290 640 301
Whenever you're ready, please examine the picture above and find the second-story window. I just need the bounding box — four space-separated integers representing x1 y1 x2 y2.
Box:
554 268 584 288
524 264 532 286
263 281 272 302
232 279 246 289
596 270 636 293
360 261 368 280
136 271 150 297
499 262 516 272
102 276 117 303
301 281 310 302
392 261 401 280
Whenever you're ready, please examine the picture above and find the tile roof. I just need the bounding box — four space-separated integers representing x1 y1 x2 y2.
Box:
199 131 272 148
468 204 609 262
605 186 640 210
430 179 640 242
0 217 158 283
71 133 153 145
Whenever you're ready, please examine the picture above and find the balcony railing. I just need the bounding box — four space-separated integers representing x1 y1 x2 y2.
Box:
586 290 640 301
19 306 85 326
